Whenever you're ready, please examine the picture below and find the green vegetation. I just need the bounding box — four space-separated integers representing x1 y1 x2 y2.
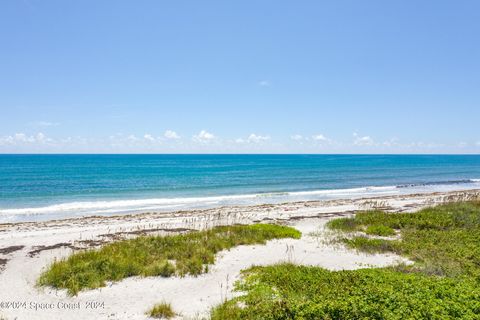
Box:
365 224 395 236
38 223 301 295
148 301 176 319
327 201 480 278
211 263 480 320
212 202 480 319
342 236 398 254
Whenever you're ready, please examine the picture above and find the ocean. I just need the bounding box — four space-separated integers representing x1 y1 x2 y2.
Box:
0 154 479 222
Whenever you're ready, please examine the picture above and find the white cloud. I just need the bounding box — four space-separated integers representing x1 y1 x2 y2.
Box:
14 133 34 143
247 134 270 143
291 134 303 141
127 134 139 142
193 130 215 142
0 132 53 146
1 130 475 153
234 134 270 144
143 134 155 142
382 138 399 147
36 132 47 142
258 80 271 87
353 133 375 146
312 134 328 142
164 130 180 139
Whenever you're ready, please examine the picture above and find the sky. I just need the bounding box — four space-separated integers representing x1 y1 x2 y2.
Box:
0 0 479 154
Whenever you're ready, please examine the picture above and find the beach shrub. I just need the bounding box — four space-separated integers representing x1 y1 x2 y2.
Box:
325 217 360 232
329 201 480 278
211 263 480 320
365 224 395 236
342 236 399 253
148 301 176 319
212 201 480 319
38 223 301 295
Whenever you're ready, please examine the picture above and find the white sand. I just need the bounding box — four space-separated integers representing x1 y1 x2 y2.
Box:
0 189 478 320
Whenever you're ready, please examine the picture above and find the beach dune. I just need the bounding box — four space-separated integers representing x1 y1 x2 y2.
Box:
0 189 478 319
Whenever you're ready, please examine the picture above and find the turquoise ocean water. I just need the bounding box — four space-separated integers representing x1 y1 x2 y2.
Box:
0 154 479 222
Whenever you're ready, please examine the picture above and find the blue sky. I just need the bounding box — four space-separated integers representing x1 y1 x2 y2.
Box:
1 0 479 153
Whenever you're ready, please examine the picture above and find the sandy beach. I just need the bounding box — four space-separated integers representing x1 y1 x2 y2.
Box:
3 1 480 317
0 189 479 320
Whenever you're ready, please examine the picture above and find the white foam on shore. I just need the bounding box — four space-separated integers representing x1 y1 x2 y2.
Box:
0 186 398 217
1 180 480 222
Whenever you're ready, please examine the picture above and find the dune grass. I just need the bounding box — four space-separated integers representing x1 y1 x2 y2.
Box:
38 223 301 295
327 201 480 278
211 201 480 319
365 224 396 236
211 263 480 320
148 301 176 319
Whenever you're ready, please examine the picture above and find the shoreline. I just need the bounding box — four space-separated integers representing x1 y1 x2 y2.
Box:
2 178 479 223
2 188 479 234
0 188 479 319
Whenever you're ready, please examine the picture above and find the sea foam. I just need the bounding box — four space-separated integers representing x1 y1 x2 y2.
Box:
2 180 479 222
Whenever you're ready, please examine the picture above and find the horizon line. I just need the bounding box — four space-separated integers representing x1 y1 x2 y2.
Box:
1 153 480 156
